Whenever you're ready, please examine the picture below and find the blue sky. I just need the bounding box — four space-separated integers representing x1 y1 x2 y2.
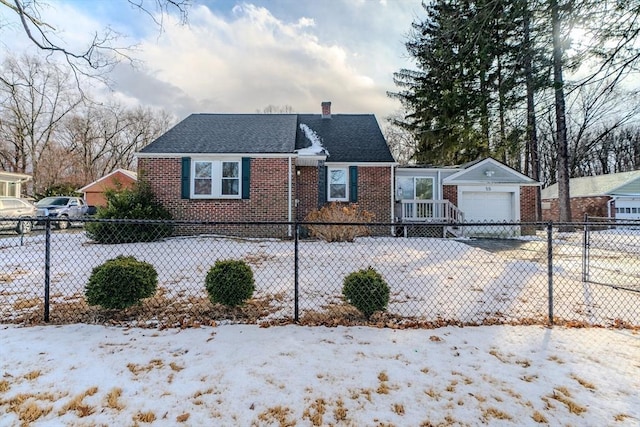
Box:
0 0 423 122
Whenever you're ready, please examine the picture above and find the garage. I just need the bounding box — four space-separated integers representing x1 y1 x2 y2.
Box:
459 191 514 223
614 197 640 220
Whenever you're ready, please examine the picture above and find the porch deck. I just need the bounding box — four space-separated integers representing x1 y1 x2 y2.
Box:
396 200 464 237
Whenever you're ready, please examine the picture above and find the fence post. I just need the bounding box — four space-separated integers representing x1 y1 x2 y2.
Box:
582 213 589 283
44 218 51 322
547 222 554 325
294 222 299 323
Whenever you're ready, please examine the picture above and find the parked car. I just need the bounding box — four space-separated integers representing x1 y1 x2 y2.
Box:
35 196 94 229
0 196 37 234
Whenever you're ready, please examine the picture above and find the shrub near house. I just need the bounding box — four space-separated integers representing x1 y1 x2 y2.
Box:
85 182 173 244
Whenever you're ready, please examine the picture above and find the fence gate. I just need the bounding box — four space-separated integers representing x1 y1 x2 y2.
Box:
583 216 640 294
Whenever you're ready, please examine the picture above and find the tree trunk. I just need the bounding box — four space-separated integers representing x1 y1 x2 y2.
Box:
551 0 572 226
523 3 541 220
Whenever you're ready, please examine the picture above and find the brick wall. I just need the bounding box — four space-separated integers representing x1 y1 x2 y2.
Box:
357 166 392 222
443 185 457 205
541 195 611 222
139 157 291 222
139 158 392 225
296 166 318 220
296 165 392 221
520 186 539 222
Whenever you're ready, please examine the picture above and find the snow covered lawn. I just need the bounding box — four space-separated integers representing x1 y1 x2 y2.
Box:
1 231 639 327
0 324 638 426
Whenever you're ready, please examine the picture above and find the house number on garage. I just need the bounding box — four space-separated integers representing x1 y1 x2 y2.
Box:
486 186 492 191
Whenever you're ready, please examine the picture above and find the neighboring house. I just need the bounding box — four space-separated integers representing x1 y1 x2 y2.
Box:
541 170 640 221
136 102 395 236
396 158 539 236
78 169 138 207
0 171 32 198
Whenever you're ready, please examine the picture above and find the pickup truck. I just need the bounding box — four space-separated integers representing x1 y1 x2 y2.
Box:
35 196 96 229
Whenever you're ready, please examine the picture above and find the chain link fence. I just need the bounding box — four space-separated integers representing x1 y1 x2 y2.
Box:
584 217 640 295
1 217 638 328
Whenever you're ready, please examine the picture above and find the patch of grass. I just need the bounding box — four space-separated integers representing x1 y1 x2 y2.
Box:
18 401 52 424
482 407 513 421
58 387 98 417
302 398 326 426
532 410 548 423
393 403 405 415
176 412 190 422
23 370 41 380
13 298 41 310
377 382 390 394
333 398 347 422
169 362 184 372
127 359 164 375
135 410 157 423
0 379 9 393
425 388 441 400
489 349 509 363
547 355 565 364
256 405 296 427
106 387 124 410
570 373 596 390
614 413 632 422
192 388 214 398
549 387 587 415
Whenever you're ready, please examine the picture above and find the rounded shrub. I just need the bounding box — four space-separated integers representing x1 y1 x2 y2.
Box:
205 260 255 307
342 267 390 318
85 255 158 310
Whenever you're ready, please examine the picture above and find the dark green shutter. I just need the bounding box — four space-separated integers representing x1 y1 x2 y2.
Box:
318 163 327 208
241 157 251 199
349 166 358 202
181 157 191 199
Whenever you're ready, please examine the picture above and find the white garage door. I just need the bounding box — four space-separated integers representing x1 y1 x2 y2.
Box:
615 198 640 220
459 191 514 222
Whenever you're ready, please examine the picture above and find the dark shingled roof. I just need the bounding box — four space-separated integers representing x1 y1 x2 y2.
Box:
296 114 393 163
140 113 395 163
139 114 298 154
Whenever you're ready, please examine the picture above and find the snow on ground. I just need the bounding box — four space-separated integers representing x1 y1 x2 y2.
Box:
0 324 638 426
1 230 638 326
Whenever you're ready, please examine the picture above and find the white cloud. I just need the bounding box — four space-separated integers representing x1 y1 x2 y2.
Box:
0 1 420 121
113 3 403 119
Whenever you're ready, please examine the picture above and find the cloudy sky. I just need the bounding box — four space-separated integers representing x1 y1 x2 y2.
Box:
0 0 423 122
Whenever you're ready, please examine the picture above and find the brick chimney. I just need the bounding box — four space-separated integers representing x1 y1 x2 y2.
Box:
321 101 331 119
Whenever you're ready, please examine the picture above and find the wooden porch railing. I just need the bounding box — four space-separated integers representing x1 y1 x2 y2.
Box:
399 199 464 223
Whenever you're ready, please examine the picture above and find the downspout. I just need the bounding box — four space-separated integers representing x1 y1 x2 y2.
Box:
288 156 293 237
390 164 395 236
607 197 615 218
437 170 442 218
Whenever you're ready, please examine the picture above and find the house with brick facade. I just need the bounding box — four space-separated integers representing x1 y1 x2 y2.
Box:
396 158 539 236
136 102 396 235
541 170 640 221
78 169 137 208
136 103 539 238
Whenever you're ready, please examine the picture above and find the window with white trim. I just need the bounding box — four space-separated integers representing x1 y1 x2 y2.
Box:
192 159 241 198
396 177 433 200
328 167 348 201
